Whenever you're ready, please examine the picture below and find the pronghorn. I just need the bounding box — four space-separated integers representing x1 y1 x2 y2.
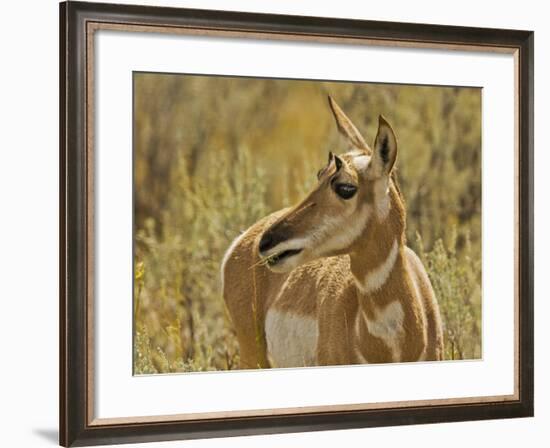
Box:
221 96 443 369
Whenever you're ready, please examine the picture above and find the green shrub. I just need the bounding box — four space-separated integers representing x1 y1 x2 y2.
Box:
415 229 482 360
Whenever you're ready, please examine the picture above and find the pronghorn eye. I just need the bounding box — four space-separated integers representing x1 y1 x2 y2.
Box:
334 183 357 200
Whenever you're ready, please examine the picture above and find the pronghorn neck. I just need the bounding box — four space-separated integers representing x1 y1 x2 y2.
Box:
352 239 402 295
349 184 406 299
350 235 407 302
349 192 409 363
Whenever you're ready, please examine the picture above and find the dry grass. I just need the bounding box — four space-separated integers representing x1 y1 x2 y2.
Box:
133 74 482 374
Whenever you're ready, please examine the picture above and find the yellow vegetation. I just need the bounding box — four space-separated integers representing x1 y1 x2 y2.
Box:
133 73 482 373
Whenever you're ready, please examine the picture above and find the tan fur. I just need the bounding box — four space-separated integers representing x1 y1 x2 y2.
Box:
222 98 443 369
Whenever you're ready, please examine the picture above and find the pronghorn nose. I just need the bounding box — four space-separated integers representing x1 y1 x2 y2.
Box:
260 229 289 254
259 232 275 253
260 224 291 254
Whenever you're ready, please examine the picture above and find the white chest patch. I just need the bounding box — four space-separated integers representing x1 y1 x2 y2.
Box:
364 300 405 362
265 309 319 368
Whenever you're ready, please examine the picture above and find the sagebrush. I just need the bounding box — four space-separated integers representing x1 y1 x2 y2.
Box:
133 74 482 373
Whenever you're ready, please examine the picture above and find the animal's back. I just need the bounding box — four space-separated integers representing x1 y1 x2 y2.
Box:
221 209 288 368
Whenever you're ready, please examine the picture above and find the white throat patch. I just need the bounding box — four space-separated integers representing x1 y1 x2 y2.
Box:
356 239 399 294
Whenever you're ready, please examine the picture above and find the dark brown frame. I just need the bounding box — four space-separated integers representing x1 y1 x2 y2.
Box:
60 1 534 446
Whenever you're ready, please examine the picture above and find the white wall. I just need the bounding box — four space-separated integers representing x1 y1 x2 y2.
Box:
0 0 546 447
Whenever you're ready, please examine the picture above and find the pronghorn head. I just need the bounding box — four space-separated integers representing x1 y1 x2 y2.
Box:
258 96 405 273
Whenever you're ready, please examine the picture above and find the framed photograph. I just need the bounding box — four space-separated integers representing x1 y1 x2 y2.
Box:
59 1 534 446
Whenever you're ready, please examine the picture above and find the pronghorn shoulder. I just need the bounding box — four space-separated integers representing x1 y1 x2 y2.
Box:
270 256 354 316
314 256 356 300
286 256 352 293
287 256 356 309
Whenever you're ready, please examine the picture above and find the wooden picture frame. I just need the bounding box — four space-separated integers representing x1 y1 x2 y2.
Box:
59 1 534 446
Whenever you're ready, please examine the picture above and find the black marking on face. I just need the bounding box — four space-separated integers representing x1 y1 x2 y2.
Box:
334 155 343 171
380 134 390 165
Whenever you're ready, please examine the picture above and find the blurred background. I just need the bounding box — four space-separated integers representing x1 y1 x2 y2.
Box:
133 72 482 374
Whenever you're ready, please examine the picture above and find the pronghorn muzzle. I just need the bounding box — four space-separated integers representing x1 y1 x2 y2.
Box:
259 225 303 267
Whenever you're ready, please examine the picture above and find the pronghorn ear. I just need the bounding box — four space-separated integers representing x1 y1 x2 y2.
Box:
371 115 397 176
327 96 370 151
